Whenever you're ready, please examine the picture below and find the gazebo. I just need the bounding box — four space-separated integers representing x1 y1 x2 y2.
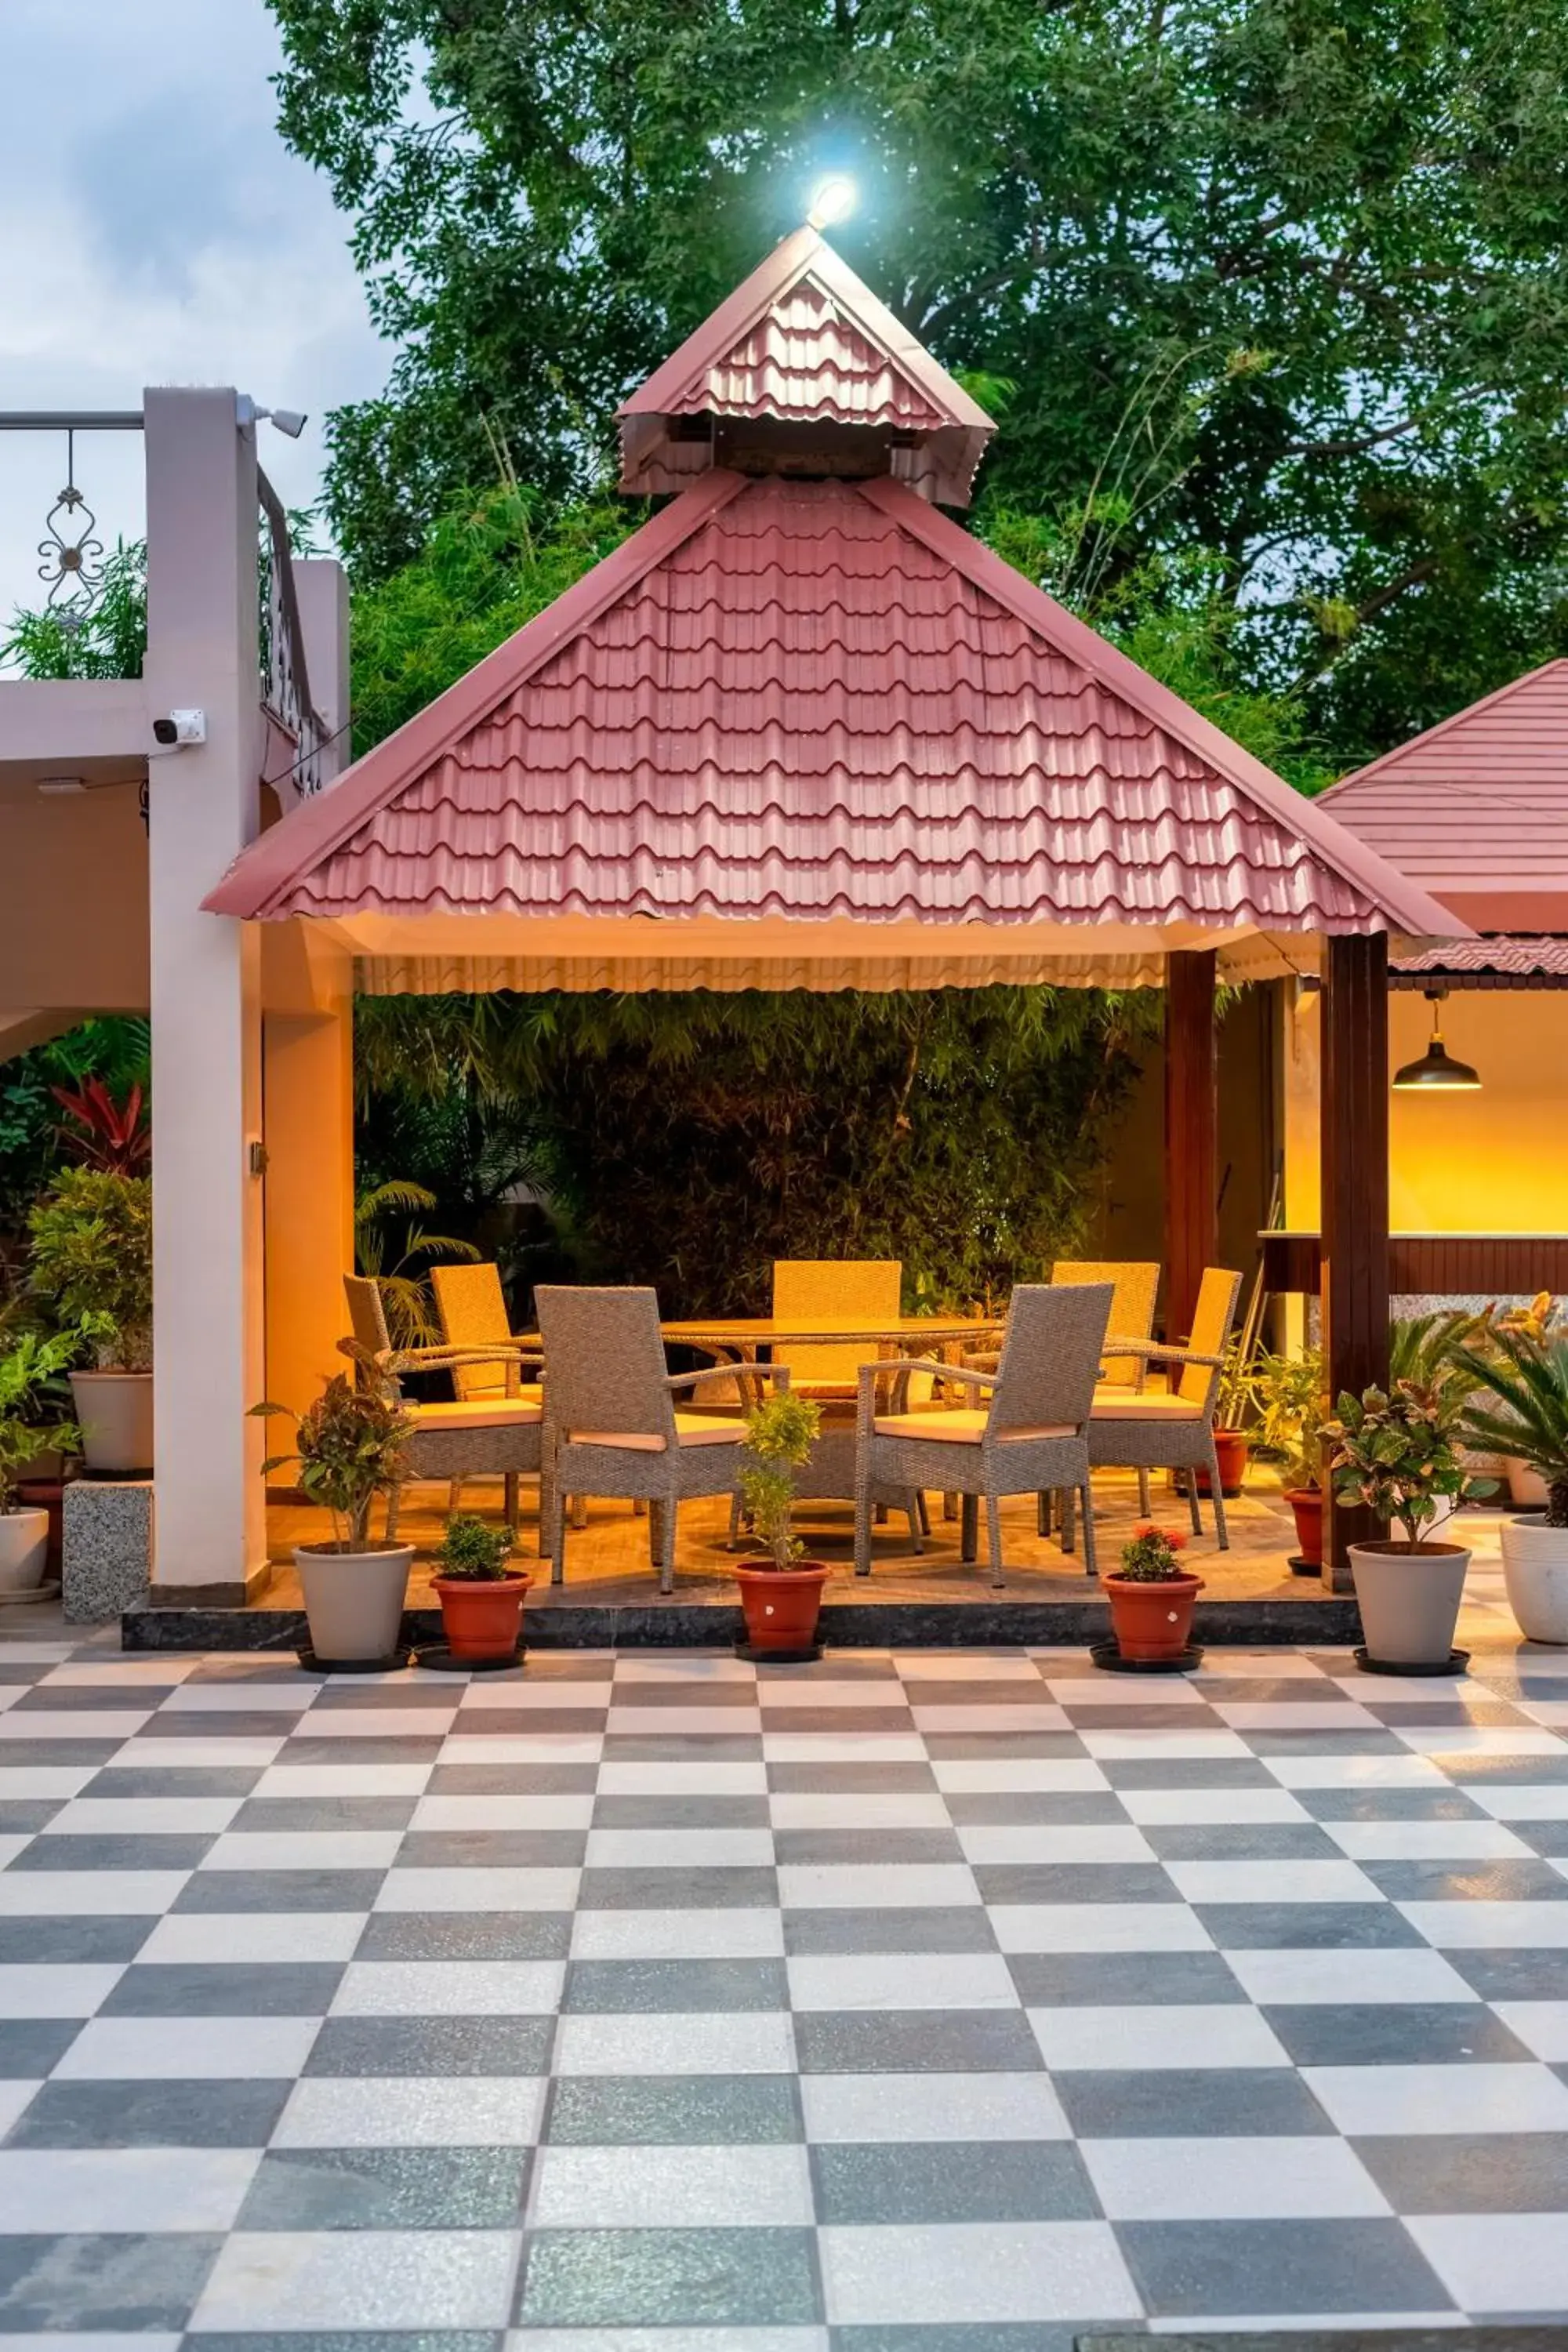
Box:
206 223 1464 1591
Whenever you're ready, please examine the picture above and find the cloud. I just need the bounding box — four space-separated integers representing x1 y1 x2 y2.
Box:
0 0 388 633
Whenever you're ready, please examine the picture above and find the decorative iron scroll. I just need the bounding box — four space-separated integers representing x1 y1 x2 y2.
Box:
257 467 330 797
37 429 105 622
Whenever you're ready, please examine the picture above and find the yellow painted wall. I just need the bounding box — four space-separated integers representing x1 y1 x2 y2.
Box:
1388 989 1568 1232
262 996 355 1425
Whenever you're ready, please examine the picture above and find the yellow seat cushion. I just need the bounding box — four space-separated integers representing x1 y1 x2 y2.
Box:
572 1414 744 1454
873 1410 1074 1443
1090 1387 1202 1421
407 1393 543 1431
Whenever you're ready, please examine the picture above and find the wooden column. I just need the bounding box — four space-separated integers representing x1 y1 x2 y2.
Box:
1163 949 1218 1345
1321 933 1391 1588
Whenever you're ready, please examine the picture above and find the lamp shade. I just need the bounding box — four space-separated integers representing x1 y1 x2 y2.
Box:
1392 1033 1482 1091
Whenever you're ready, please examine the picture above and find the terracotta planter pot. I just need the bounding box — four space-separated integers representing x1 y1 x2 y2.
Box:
295 1542 413 1662
1499 1516 1568 1646
432 1571 531 1660
734 1560 829 1655
0 1510 49 1595
1349 1540 1469 1668
13 1478 65 1576
1195 1429 1248 1497
1508 1457 1550 1509
70 1370 153 1475
1285 1486 1323 1567
1102 1570 1204 1661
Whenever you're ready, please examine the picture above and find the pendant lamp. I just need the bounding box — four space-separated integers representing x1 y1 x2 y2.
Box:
1392 987 1481 1091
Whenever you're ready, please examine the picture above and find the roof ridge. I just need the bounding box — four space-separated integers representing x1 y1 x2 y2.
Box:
1322 655 1568 802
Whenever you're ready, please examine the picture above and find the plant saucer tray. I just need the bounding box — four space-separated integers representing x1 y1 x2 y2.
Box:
413 1645 524 1673
1353 1645 1469 1678
1090 1639 1203 1675
734 1639 824 1664
294 1645 412 1675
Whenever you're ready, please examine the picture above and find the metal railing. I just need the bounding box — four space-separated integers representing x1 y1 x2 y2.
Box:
257 466 330 799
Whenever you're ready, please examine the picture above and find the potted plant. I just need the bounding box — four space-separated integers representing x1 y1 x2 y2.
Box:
1326 1379 1489 1669
1252 1345 1330 1570
430 1512 530 1661
252 1351 416 1664
27 1169 153 1474
733 1389 827 1657
0 1330 81 1595
1479 1295 1558 1507
1102 1523 1204 1662
1456 1323 1568 1644
1196 1338 1255 1497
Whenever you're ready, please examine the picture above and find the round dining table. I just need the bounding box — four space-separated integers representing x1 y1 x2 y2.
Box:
659 1313 1006 1356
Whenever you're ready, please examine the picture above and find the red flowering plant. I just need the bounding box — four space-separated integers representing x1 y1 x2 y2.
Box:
1117 1523 1191 1582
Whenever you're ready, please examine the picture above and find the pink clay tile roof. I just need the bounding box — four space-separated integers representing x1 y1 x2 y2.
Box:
1394 937 1568 981
1322 658 1568 929
206 470 1461 939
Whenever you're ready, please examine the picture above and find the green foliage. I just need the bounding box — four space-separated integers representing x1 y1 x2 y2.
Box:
1118 1524 1191 1583
271 0 1568 760
1 543 147 681
0 1329 81 1515
739 1388 822 1571
354 1180 481 1350
252 1349 414 1552
1325 1381 1483 1552
1455 1325 1568 1530
1250 1345 1330 1492
0 1019 151 1248
435 1512 515 1580
27 1170 153 1370
354 984 1156 1317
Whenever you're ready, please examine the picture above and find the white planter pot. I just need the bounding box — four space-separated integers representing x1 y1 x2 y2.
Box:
1500 1515 1568 1645
1349 1541 1471 1667
70 1371 154 1475
0 1511 49 1595
1507 1457 1550 1509
295 1543 413 1662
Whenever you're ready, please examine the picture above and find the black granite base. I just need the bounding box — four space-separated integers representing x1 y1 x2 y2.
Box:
122 1592 1362 1652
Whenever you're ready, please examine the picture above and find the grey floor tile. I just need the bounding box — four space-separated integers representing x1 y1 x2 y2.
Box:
281 1738 445 1767
517 2225 820 2325
784 1907 1000 1956
174 1870 388 1913
234 1798 419 1833
100 1962 346 2016
133 1711 308 1740
1116 2216 1452 2316
356 1912 572 1962
5 2077 290 2148
395 1831 587 1870
0 1915 151 1962
563 1958 788 2011
795 2010 1043 2074
578 1866 779 1909
591 1794 771 1829
1446 1949 1568 2001
1361 1858 1568 1903
971 1864 1179 1907
1007 1951 1244 2007
758 1710 913 1736
9 1833 214 1871
238 2145 530 2230
921 1734 1087 1759
0 2020 82 2078
768 1763 938 1794
0 1800 65 1834
942 1793 1131 1826
1142 1824 1343 1862
1054 2067 1334 2138
0 2230 223 2329
1196 1902 1425 1949
602 1734 762 1762
1060 1704 1222 1733
544 2074 801 2143
1353 2129 1568 2212
1295 1787 1489 1821
192 2334 497 2352
1101 1759 1277 1789
811 2140 1098 2223
831 2325 1090 2352
1439 1754 1568 1784
79 1765 263 1798
1241 1730 1406 1756
0 1741 118 1767
1516 1822 1568 1857
1263 2001 1537 2067
427 1762 597 1795
304 2017 554 2077
776 1831 964 1867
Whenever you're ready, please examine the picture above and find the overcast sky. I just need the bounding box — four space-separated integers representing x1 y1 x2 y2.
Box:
0 0 387 633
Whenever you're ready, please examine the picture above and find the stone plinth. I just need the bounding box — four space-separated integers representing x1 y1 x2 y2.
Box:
64 1479 152 1623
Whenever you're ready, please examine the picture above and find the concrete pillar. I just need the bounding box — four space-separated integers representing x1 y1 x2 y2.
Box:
263 988 355 1427
143 388 269 1601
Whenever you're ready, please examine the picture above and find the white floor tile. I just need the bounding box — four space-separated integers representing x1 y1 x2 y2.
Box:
0 1872 189 1916
332 1961 565 2015
42 1661 198 1685
0 1964 124 2018
583 1829 774 1869
818 2220 1141 2325
1028 2002 1287 2071
0 1711 150 1741
1225 1947 1479 2006
1490 2000 1568 2060
762 1735 926 1762
551 2011 794 2074
283 1710 459 1740
1213 1704 1380 1732
54 2014 321 2079
954 1824 1153 1865
1405 2212 1568 2312
800 2071 1069 2143
274 2074 546 2147
0 2147 258 2233
614 1656 753 1682
530 2143 814 2227
138 1912 368 1964
1323 1820 1532 1861
570 1909 785 1960
1047 1679 1206 1705
412 1795 596 1831
0 1767 96 1799
1396 1727 1566 1756
608 1709 764 1737
0 2082 39 2137
253 1764 434 1798
1083 2135 1390 2219
1080 1731 1253 1759
162 1684 312 1712
991 1902 1211 1954
375 1867 580 1912
191 2229 521 2330
776 1864 978 1910
1304 2060 1568 2134
442 1737 603 1764
899 1654 1041 1680
1261 1755 1448 1789
1118 1788 1308 1826
596 1762 767 1795
100 1740 284 1769
768 1794 948 1831
47 1798 244 1837
786 1951 1019 2012
757 1682 907 1710
200 1831 405 1872
1468 1784 1568 1820
460 1682 612 1710
1163 1859 1380 1904
928 1760 1109 1794
1399 1900 1568 1947
909 1705 1071 1733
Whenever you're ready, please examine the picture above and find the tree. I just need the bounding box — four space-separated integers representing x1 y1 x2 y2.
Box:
272 0 1568 759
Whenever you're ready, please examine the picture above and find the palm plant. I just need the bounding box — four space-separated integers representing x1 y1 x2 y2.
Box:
1455 1325 1568 1529
353 1181 480 1350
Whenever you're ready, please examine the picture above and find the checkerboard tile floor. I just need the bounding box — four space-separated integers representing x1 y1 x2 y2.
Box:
2 1632 1568 2348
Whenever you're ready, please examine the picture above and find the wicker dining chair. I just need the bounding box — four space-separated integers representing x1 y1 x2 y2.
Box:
771 1259 902 1400
854 1283 1112 1587
342 1274 543 1542
535 1285 785 1595
1080 1265 1243 1549
1049 1258 1160 1521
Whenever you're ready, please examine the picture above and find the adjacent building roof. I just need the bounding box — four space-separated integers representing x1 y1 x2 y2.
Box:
1392 937 1568 987
1322 658 1568 930
206 461 1462 985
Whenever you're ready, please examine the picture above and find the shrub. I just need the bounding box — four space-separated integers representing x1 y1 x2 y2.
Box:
28 1169 153 1369
1325 1381 1486 1551
0 1329 81 1514
435 1512 514 1580
252 1348 413 1552
1455 1325 1568 1529
1118 1523 1190 1582
738 1389 822 1571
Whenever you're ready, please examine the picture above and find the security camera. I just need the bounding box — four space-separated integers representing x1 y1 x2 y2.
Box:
151 710 206 747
